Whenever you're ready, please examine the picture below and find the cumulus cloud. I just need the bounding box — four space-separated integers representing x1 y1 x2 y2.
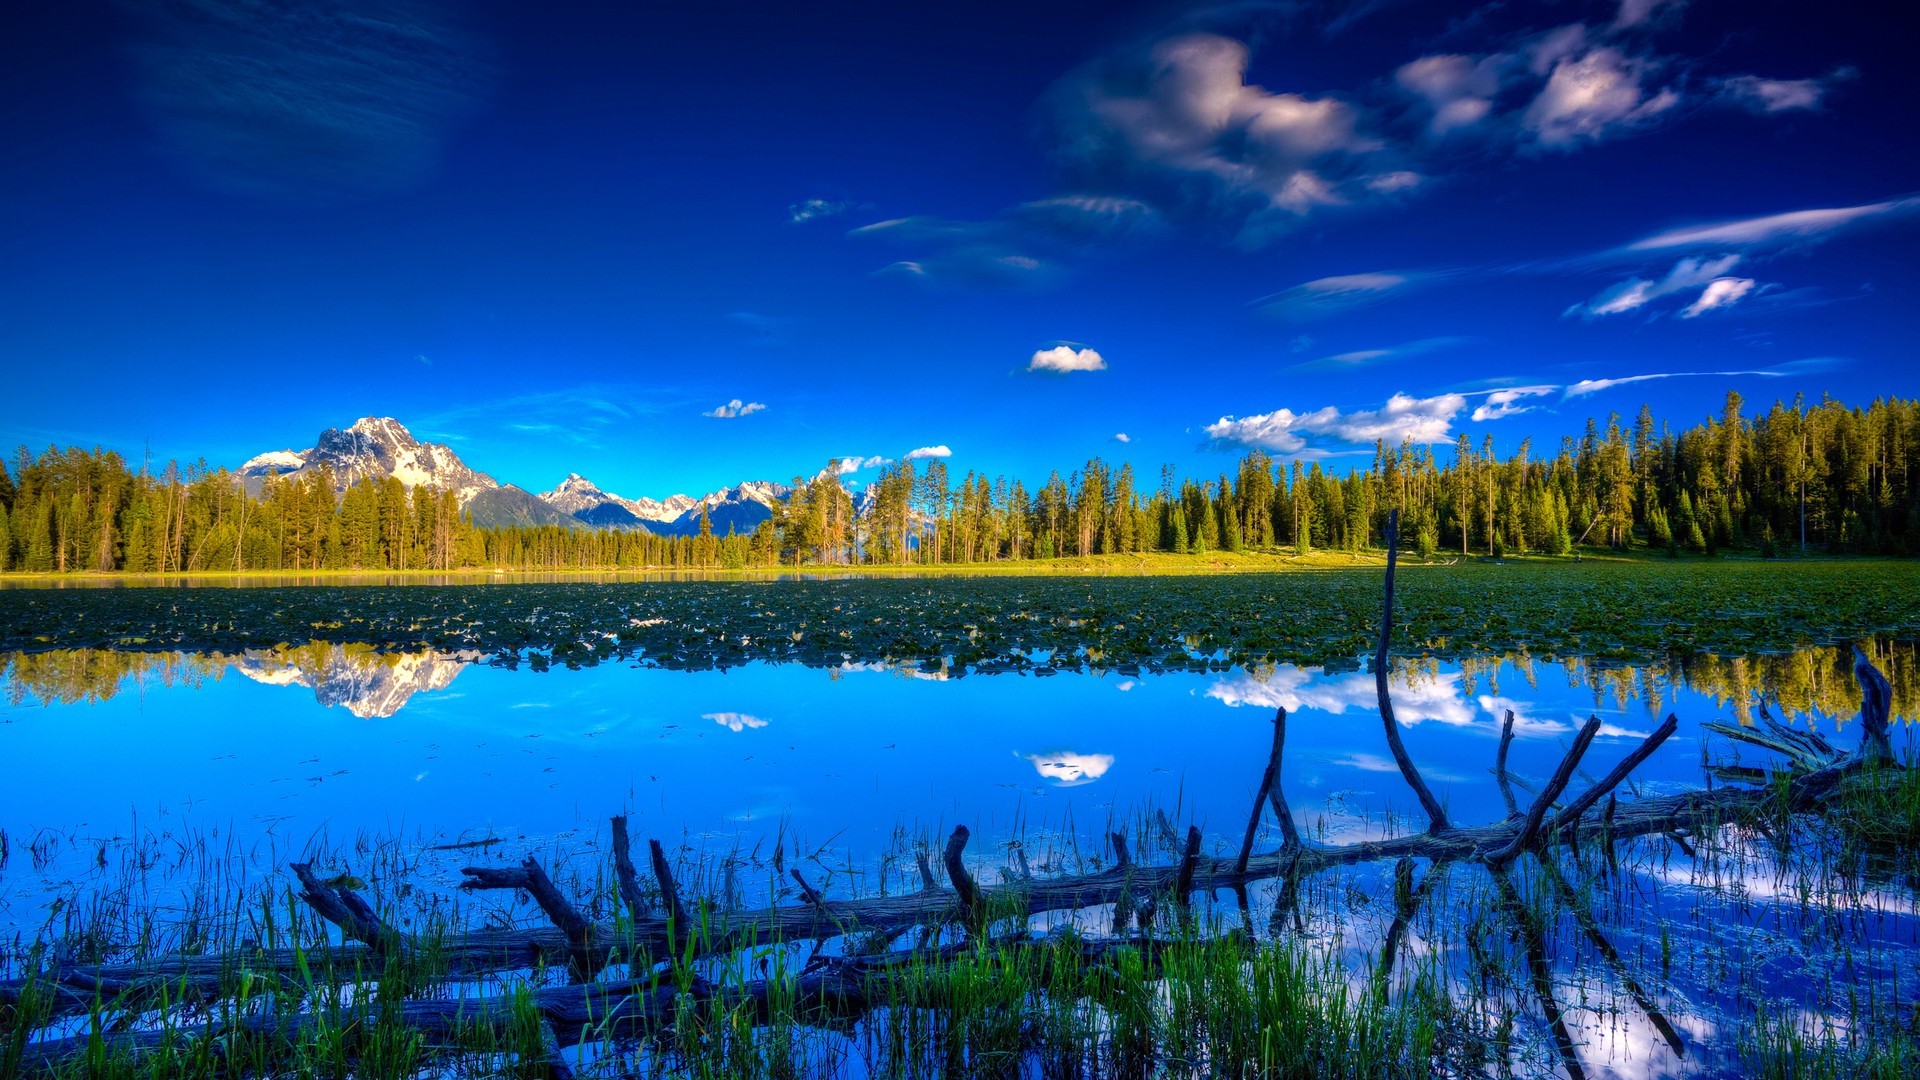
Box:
704 399 767 418
1029 345 1107 374
705 712 768 732
1254 272 1413 321
1044 33 1415 247
1568 255 1744 318
1471 386 1558 422
903 445 952 460
789 198 850 224
829 455 892 476
1522 47 1679 148
1206 391 1468 455
1624 198 1920 251
1113 433 1131 443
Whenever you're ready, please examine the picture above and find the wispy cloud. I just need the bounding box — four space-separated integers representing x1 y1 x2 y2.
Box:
1471 386 1558 421
1567 254 1748 318
1291 335 1470 371
852 196 1160 289
126 0 491 202
704 399 767 419
1718 69 1854 114
1028 345 1107 374
1254 272 1415 321
1624 198 1920 252
789 198 850 224
1562 370 1780 398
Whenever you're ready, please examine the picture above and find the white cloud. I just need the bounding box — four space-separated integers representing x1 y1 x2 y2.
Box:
1612 0 1685 30
705 712 768 732
1046 33 1413 247
1206 391 1467 454
1523 47 1679 148
1569 255 1742 318
1027 751 1114 786
1029 345 1107 374
1255 271 1412 321
1562 369 1779 398
1471 386 1558 422
1679 276 1756 317
831 455 892 476
1626 198 1920 251
789 198 850 224
1396 54 1504 135
704 399 767 419
903 445 951 461
1113 433 1131 443
1720 75 1822 113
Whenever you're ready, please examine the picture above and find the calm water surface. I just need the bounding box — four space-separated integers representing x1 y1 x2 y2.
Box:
2 643 1916 1078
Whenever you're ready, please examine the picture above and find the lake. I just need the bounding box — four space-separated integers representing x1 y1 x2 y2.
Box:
4 621 1917 1078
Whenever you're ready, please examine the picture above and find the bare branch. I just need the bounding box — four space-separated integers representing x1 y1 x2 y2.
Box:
1375 509 1450 832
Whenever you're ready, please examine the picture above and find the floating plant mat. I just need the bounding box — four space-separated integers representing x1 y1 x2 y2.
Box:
4 560 1920 672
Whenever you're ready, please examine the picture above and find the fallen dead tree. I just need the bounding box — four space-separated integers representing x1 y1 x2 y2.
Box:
5 511 1905 1076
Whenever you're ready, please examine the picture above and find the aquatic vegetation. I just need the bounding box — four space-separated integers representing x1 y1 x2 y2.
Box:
4 561 1919 676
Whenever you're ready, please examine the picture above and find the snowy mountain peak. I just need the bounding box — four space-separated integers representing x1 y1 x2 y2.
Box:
238 417 580 531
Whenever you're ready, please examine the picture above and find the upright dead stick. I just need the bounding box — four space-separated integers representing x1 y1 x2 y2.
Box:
1376 509 1451 833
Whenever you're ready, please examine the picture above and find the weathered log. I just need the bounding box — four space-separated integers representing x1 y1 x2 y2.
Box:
1174 826 1203 911
460 856 597 976
944 826 979 924
649 838 688 929
1375 509 1451 833
609 815 648 921
290 861 399 955
1855 645 1895 764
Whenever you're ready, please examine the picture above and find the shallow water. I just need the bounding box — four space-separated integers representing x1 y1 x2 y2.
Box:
3 642 1917 1077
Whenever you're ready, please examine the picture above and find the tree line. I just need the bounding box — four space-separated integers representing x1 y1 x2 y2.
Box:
2 391 1917 574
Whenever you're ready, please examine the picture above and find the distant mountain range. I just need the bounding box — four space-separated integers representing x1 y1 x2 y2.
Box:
240 417 788 533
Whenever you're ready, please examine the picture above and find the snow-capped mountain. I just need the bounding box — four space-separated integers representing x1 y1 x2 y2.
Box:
239 417 579 529
536 474 698 530
536 475 790 536
242 417 799 535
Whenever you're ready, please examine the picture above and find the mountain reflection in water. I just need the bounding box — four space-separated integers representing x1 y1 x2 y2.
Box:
4 640 1913 727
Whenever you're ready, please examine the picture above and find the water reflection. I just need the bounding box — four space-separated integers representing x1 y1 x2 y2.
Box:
7 641 1913 728
1027 750 1114 785
3 642 1917 1077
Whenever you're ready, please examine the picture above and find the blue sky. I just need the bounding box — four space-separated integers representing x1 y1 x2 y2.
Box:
2 0 1913 499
